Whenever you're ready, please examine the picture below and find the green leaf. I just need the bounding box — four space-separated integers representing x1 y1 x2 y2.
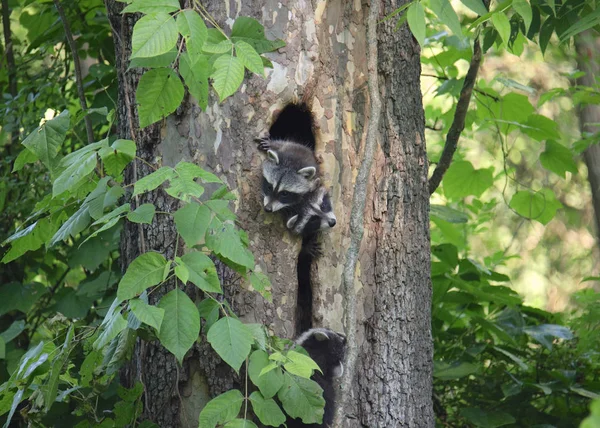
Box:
4 389 24 428
91 203 130 226
129 49 178 69
460 0 487 16
180 252 222 293
2 218 55 263
43 326 74 411
512 0 532 32
130 299 165 332
491 12 511 45
284 350 321 379
223 420 258 428
99 139 136 177
523 324 574 350
248 271 272 302
211 54 245 102
12 148 38 172
197 299 220 331
460 407 515 428
174 202 211 247
177 10 208 56
433 360 479 380
133 166 175 196
430 205 469 223
174 261 189 284
234 40 264 75
277 373 325 425
94 299 128 350
165 176 204 200
559 7 600 41
49 205 91 247
493 346 528 370
117 252 168 301
207 317 253 372
0 320 25 343
131 13 178 59
249 392 286 427
179 52 210 110
509 189 562 225
198 389 244 428
22 110 70 174
157 289 200 364
521 114 560 141
0 283 46 316
443 161 494 200
231 17 285 54
52 151 97 197
205 222 255 269
122 0 180 14
137 68 184 128
248 350 284 399
407 3 426 48
539 140 578 178
127 203 156 224
429 0 463 39
176 161 222 183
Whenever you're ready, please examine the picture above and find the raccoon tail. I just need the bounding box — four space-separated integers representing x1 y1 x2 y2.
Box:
296 232 321 333
268 102 317 151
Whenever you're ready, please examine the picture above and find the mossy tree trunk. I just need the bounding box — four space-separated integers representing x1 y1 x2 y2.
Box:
106 0 432 426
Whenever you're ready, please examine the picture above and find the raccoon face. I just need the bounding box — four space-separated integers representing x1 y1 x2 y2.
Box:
295 328 347 379
262 159 320 213
285 188 336 235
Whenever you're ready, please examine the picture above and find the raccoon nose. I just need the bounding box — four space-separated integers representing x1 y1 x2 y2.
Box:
328 218 336 227
264 205 273 213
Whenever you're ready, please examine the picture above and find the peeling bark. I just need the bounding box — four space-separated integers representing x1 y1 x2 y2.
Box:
106 0 432 426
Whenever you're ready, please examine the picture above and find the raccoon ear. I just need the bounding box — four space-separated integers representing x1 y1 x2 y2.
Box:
314 330 330 341
286 215 299 229
297 166 316 179
267 150 279 164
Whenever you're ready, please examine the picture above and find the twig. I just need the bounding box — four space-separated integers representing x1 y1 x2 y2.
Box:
53 0 94 143
428 38 483 194
333 0 382 425
1 0 18 146
421 73 499 101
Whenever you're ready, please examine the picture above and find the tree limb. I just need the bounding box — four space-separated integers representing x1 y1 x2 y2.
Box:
53 0 94 143
1 0 18 146
428 37 482 195
333 0 382 425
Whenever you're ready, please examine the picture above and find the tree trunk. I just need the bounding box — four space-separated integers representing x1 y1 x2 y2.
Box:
576 31 600 254
106 0 432 426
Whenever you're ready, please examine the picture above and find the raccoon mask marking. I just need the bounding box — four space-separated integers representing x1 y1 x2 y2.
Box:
285 187 337 235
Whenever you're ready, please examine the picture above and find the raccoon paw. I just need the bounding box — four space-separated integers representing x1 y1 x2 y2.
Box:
254 135 271 151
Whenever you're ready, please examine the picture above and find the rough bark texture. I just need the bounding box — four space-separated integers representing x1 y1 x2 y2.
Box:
576 31 600 252
106 0 432 426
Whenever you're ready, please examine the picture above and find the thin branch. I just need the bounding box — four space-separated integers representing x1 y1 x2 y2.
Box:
1 0 18 146
53 0 94 144
428 37 483 194
333 0 382 425
421 72 499 101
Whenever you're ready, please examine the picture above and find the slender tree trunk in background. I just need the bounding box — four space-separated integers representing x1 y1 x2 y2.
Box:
106 0 432 426
576 32 600 254
1 0 18 146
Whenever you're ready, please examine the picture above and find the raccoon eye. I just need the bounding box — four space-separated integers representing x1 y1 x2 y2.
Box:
280 191 290 197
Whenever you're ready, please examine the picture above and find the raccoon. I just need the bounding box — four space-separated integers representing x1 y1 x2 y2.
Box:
286 328 347 428
255 102 321 213
284 186 337 236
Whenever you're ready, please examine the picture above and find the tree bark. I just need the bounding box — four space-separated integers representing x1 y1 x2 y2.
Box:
106 0 432 426
576 31 600 253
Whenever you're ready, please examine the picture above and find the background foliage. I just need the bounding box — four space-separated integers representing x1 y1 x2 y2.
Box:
0 0 599 427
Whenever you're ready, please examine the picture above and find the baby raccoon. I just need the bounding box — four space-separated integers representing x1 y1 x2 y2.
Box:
286 328 347 428
284 186 337 236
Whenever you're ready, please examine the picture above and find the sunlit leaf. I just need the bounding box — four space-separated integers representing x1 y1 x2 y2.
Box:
157 289 200 364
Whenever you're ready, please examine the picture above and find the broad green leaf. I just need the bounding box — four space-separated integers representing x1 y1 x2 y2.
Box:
174 202 211 247
117 252 168 301
539 140 578 178
179 52 210 110
460 0 488 16
177 10 208 56
137 68 184 128
84 177 110 220
234 40 264 75
224 420 258 428
430 205 469 223
207 317 253 372
443 161 494 200
521 114 560 141
0 338 5 359
248 271 272 302
79 216 121 247
249 392 286 427
198 389 244 428
277 373 324 425
246 323 267 350
99 139 136 177
130 299 165 332
174 261 189 284
93 299 127 350
43 326 74 411
176 161 222 183
122 0 180 14
91 203 130 226
493 346 528 370
131 13 178 59
165 177 204 200
197 298 220 331
52 151 97 197
203 39 233 54
0 320 25 343
231 17 285 54
433 360 479 380
491 12 511 45
429 0 463 39
512 0 532 32
523 324 574 350
559 8 600 41
2 218 55 262
129 49 177 69
12 148 38 172
211 54 245 102
157 289 200 364
284 350 322 379
407 3 426 49
509 189 562 225
3 389 24 428
133 166 175 196
460 407 515 428
248 350 284 399
205 222 255 269
22 110 70 174
0 283 46 316
49 206 91 247
571 386 600 400
181 252 222 293
127 203 156 224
